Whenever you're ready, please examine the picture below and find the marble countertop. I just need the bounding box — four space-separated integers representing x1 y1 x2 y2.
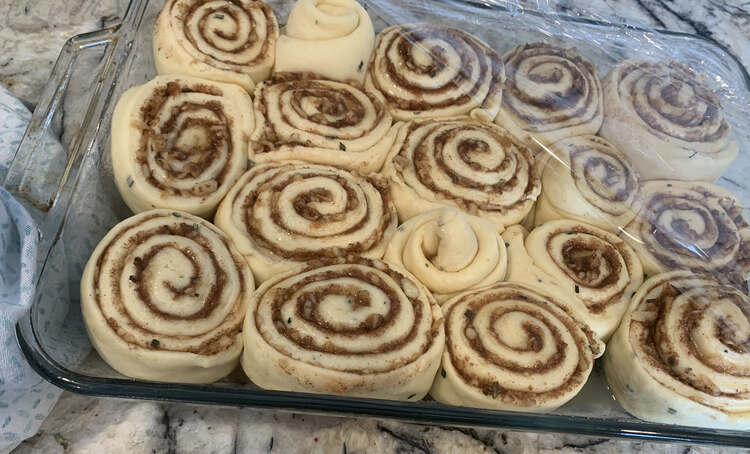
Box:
3 0 750 453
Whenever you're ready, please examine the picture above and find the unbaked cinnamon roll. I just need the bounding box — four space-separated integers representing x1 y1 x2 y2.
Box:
382 117 541 231
600 60 737 181
111 75 253 218
251 78 399 173
153 0 279 92
605 271 750 429
365 24 505 121
274 0 375 84
495 43 602 147
242 256 444 400
623 180 750 290
384 208 507 303
80 210 254 383
214 162 397 283
522 219 644 340
431 280 604 412
535 135 641 232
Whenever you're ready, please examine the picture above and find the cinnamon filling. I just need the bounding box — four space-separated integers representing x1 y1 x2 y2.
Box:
136 82 235 197
178 0 277 68
373 25 503 111
235 165 392 260
92 213 247 355
445 285 595 404
502 42 600 131
256 257 440 374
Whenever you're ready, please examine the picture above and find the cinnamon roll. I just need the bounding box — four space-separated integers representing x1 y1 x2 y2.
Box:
111 75 253 218
383 208 507 303
214 162 397 283
522 220 644 340
242 256 444 400
153 0 279 92
535 135 641 232
80 210 254 383
274 0 374 84
365 24 505 121
605 271 750 429
382 117 541 231
623 180 750 290
495 43 602 147
251 78 399 173
600 60 737 181
431 280 604 412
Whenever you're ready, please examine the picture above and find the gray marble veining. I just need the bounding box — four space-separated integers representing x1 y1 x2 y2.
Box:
3 0 750 452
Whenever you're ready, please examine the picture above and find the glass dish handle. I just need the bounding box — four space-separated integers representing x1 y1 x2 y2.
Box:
2 0 148 283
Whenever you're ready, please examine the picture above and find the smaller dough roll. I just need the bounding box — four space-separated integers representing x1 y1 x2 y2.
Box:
153 0 279 92
600 60 737 181
365 24 505 121
495 43 603 147
623 180 750 290
384 208 507 302
605 271 750 429
242 256 444 400
521 220 644 340
111 75 253 218
80 210 254 383
251 78 399 173
214 162 397 283
534 135 641 232
382 116 541 231
274 0 374 84
430 280 603 412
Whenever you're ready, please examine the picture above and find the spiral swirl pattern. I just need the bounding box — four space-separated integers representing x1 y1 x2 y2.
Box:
251 79 398 173
600 60 736 181
525 219 643 340
364 24 505 121
623 180 750 289
495 43 602 146
384 208 507 302
535 135 640 232
80 210 254 383
153 0 279 91
383 117 541 231
215 162 397 283
605 271 750 428
111 75 253 218
241 256 445 400
430 281 603 412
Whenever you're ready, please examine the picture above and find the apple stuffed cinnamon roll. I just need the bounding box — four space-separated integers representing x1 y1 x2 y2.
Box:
111 75 253 218
251 78 399 173
365 24 505 121
605 271 750 429
600 60 737 181
384 208 507 303
214 162 397 283
80 210 254 383
242 256 444 400
534 135 641 232
382 116 541 231
431 280 604 412
274 0 375 84
623 180 750 290
495 43 603 147
153 0 279 92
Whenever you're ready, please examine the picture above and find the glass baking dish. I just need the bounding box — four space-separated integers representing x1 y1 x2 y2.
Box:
5 0 750 446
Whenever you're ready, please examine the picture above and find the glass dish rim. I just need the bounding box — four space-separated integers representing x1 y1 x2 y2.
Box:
10 0 750 447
